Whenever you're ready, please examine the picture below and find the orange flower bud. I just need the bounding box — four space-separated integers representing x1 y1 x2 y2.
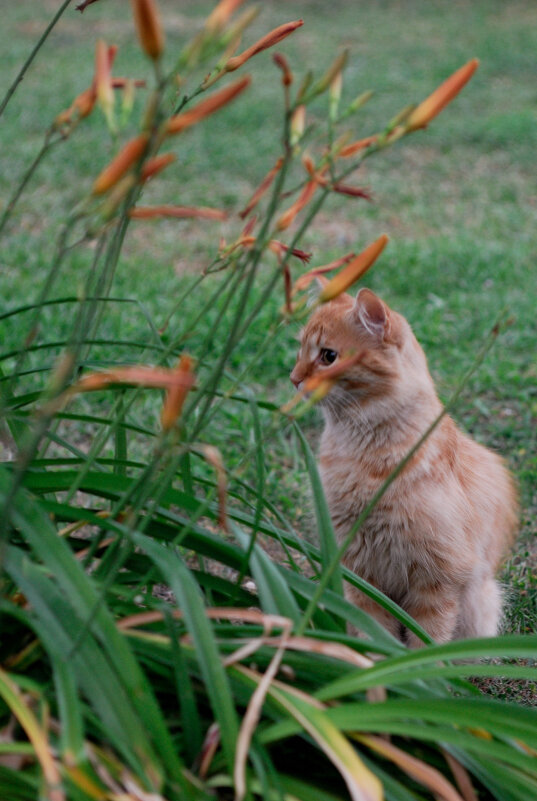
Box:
161 354 195 431
283 263 292 314
406 58 479 132
268 240 311 264
239 157 283 219
95 39 114 129
71 366 189 393
205 0 246 34
273 52 293 86
276 180 317 231
333 184 372 200
225 20 303 72
301 152 316 177
129 204 227 220
166 76 251 135
140 153 176 182
92 134 149 195
130 0 164 60
290 104 306 147
54 86 97 129
107 44 118 71
74 86 97 119
292 252 356 294
339 135 378 158
111 78 147 89
319 234 388 302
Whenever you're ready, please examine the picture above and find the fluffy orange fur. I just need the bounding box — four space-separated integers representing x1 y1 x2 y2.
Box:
291 288 518 645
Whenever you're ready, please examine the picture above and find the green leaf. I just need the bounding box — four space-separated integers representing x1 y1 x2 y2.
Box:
130 530 240 773
233 523 302 625
294 423 343 599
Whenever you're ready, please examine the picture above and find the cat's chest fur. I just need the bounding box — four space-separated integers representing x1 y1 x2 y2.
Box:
318 420 471 599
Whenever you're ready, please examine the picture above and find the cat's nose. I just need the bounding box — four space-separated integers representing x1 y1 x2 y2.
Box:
290 368 301 389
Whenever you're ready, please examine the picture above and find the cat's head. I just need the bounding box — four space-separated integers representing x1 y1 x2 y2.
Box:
290 288 432 417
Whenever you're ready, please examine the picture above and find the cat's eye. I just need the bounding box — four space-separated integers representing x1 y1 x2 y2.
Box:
319 348 338 365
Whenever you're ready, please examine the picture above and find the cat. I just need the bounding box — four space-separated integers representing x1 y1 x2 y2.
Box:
290 287 518 646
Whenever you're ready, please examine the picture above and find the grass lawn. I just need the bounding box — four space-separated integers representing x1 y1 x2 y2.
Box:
1 0 536 650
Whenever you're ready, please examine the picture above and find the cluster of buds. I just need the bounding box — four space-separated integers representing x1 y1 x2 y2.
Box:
82 0 480 359
54 41 146 135
282 235 388 318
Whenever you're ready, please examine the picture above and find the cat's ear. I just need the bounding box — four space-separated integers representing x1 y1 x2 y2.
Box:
354 288 390 340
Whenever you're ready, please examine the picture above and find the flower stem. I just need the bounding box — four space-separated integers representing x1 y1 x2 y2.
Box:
0 131 57 237
0 0 74 119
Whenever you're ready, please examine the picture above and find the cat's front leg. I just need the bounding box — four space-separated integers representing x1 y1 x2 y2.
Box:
345 585 403 641
404 592 459 647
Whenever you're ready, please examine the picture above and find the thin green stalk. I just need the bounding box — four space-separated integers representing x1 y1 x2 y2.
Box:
0 0 73 118
295 314 506 636
0 131 57 237
185 152 293 438
2 217 76 405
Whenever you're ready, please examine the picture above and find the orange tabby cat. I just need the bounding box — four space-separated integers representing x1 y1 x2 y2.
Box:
290 288 517 645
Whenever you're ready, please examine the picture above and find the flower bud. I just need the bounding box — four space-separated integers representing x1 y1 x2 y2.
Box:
319 234 388 302
224 20 303 72
205 0 246 35
276 179 316 231
239 157 283 219
166 76 250 135
92 134 149 195
95 39 115 131
130 0 164 60
313 49 348 98
140 153 176 182
406 58 479 132
290 104 306 147
347 89 373 114
273 52 293 87
161 354 194 431
329 70 343 122
129 204 227 220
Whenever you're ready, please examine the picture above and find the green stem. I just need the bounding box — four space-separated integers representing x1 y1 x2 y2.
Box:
0 0 74 119
0 132 57 237
295 314 506 636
